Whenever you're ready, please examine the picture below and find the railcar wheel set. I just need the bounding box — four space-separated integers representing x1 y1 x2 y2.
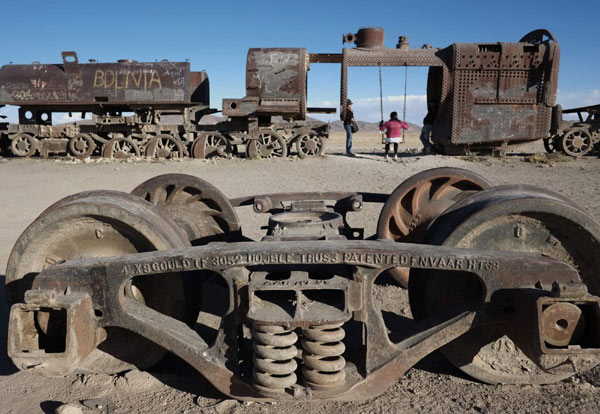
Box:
6 167 600 401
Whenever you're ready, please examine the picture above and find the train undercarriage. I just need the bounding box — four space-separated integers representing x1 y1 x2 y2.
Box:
0 108 329 160
6 168 600 401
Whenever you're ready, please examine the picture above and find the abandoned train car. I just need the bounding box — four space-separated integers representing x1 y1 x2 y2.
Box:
331 28 561 154
0 49 329 159
0 28 561 158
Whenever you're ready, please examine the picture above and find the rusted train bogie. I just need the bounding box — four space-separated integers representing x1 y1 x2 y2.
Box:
544 104 600 157
190 120 329 160
2 105 227 160
6 168 600 401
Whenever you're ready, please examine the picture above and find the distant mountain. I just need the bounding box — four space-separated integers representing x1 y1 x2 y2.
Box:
328 120 421 132
65 114 421 132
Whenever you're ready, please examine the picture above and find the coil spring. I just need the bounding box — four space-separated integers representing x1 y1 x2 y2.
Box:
301 323 346 390
252 324 298 395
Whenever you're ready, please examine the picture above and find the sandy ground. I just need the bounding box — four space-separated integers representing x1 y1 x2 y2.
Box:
2 132 600 413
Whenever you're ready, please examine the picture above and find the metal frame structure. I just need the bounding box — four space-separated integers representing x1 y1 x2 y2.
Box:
6 169 600 401
326 28 561 154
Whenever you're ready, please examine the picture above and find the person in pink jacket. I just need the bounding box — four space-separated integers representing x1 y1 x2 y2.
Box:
379 111 408 160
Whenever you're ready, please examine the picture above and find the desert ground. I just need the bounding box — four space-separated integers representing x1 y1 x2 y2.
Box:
2 131 600 413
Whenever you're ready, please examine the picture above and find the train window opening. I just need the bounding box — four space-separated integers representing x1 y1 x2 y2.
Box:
305 64 340 123
346 66 429 126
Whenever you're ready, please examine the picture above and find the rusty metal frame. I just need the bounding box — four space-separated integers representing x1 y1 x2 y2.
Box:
8 232 599 401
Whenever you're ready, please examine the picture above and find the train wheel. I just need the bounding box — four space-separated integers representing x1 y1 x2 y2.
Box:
10 133 38 157
191 132 230 159
5 191 191 374
102 137 140 159
560 128 592 157
409 185 600 384
376 167 491 287
543 136 557 153
247 131 288 159
131 173 241 244
68 134 96 159
296 134 326 158
146 134 185 159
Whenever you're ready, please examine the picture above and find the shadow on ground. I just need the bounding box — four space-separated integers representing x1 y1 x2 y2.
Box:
328 150 428 160
40 400 63 414
0 275 18 376
150 353 227 399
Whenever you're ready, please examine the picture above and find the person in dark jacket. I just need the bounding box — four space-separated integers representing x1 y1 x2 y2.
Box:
419 101 438 153
343 99 356 156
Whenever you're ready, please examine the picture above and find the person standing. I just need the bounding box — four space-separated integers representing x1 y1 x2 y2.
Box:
379 111 408 160
343 99 356 157
419 101 438 153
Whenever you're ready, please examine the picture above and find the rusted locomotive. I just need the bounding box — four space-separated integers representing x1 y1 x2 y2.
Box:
0 28 563 159
0 49 330 159
329 28 562 154
6 168 600 401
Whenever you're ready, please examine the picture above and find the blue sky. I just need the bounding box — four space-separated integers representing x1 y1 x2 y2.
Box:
1 0 598 125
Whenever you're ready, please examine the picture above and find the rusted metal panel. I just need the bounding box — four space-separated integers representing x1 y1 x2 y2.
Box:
246 48 307 98
223 48 310 119
309 53 343 64
447 40 558 144
0 53 206 108
242 48 308 119
189 71 210 105
343 48 445 67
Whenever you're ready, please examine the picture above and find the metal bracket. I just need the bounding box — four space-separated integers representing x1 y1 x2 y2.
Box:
8 290 100 377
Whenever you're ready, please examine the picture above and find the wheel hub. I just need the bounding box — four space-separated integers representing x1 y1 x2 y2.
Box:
16 139 29 151
304 139 317 151
75 140 87 151
157 148 172 158
260 144 273 157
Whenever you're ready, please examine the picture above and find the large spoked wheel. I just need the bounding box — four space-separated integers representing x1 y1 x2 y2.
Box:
560 128 593 157
68 134 96 159
543 136 557 153
131 173 241 244
247 131 288 159
10 133 38 157
296 134 326 158
191 132 231 159
376 167 491 287
409 185 600 384
102 137 140 159
145 134 185 159
5 191 191 374
131 174 241 327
